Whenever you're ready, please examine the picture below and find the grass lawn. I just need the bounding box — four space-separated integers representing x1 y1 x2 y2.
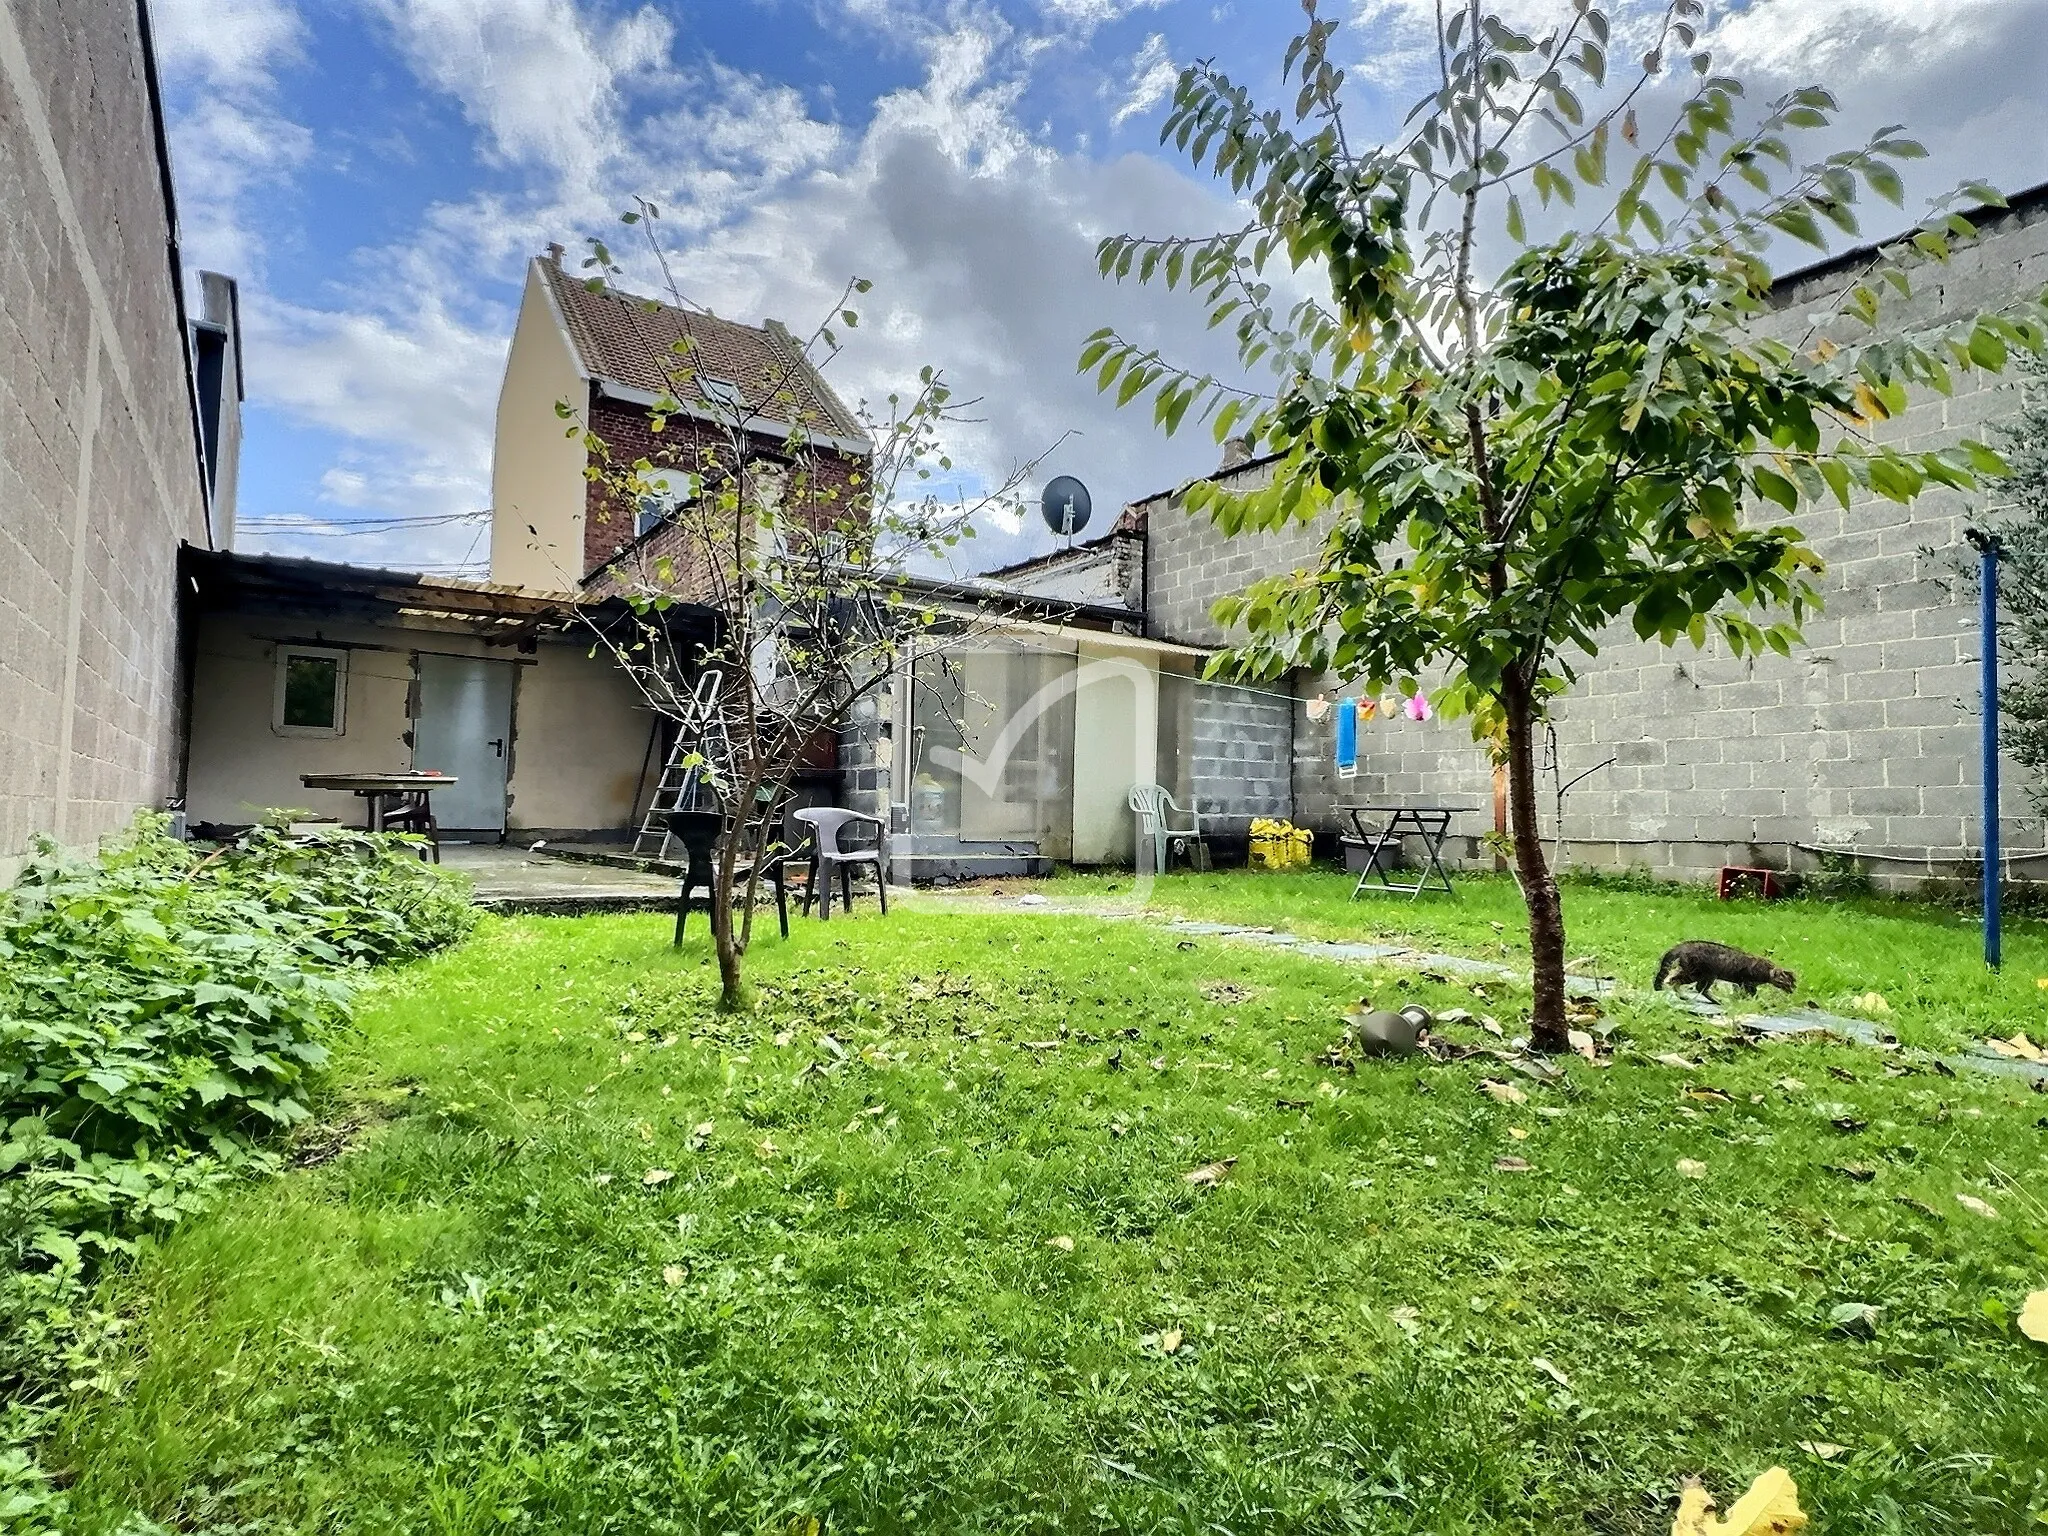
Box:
50 887 2048 1533
1051 867 2048 1053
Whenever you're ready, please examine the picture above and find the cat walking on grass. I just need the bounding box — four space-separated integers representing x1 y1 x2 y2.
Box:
1653 940 1796 1001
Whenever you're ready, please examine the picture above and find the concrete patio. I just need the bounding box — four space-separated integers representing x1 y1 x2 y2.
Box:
442 843 677 914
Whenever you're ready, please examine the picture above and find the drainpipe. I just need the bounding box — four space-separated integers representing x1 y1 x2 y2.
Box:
1966 527 2002 970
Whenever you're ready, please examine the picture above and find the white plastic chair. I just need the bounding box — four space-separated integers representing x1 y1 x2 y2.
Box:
1128 784 1204 874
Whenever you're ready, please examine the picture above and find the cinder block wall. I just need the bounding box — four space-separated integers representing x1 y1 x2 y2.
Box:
0 1 210 867
1144 196 2048 885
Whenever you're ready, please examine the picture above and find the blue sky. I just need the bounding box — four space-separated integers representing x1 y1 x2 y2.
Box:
148 0 2047 578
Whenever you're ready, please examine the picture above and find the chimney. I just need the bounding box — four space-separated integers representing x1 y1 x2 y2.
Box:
545 242 565 265
190 271 243 549
1219 435 1254 471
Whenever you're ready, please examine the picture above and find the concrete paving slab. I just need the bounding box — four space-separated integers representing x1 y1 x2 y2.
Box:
441 844 677 915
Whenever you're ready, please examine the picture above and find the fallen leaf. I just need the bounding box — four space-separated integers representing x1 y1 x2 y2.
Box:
1656 1053 1702 1070
662 1264 686 1287
1316 1080 1341 1098
593 1172 614 1186
1022 1039 1061 1051
1956 1193 2000 1219
1795 1441 1846 1462
1047 1235 1075 1252
755 1137 778 1159
1676 1158 1708 1179
688 1120 714 1151
1532 1356 1571 1388
1494 1156 1532 1172
2021 1289 2048 1344
1387 1305 1421 1337
1829 1117 1868 1134
1824 1164 1876 1182
1536 1106 1567 1118
1775 1077 1806 1092
1479 1078 1528 1105
1986 1033 2045 1062
1567 1029 1599 1062
1672 1465 1806 1536
1508 1126 1530 1141
1160 1328 1184 1354
1481 1017 1505 1038
1149 1056 1168 1072
1853 991 1891 1016
1686 1086 1736 1106
642 1168 673 1187
1185 1158 1238 1187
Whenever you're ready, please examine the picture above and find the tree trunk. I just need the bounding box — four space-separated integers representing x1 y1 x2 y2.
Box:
1503 675 1569 1052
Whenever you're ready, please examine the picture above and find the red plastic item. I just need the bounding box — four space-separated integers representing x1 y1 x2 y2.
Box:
1717 865 1781 900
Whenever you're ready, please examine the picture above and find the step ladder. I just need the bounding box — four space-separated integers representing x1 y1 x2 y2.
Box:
631 669 732 860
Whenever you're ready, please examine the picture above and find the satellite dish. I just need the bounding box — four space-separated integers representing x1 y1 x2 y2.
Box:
1040 475 1092 538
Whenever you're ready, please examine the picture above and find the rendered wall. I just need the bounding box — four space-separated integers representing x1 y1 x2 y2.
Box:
1071 639 1160 864
488 261 589 594
0 0 212 866
185 613 650 835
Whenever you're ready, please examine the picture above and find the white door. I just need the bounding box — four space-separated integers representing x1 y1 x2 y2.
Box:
412 654 514 833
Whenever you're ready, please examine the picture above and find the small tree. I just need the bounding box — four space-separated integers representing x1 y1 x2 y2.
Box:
553 206 1042 1011
1084 0 2046 1049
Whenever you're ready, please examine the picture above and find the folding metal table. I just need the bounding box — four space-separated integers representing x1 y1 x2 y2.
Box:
1342 802 1472 898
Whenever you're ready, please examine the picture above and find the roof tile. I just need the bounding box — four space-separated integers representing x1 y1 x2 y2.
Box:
540 255 865 444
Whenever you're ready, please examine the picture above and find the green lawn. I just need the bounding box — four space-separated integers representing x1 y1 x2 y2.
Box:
1051 867 2048 1053
51 890 2048 1533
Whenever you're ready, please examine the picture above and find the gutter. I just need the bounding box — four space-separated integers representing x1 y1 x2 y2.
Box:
134 0 215 548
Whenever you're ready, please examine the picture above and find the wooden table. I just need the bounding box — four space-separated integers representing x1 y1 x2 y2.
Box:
300 773 457 858
1341 802 1476 899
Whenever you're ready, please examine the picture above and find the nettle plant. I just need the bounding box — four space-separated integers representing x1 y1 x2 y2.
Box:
1083 0 2047 1049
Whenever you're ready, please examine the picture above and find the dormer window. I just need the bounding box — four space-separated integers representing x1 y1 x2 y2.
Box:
636 469 699 537
698 376 749 418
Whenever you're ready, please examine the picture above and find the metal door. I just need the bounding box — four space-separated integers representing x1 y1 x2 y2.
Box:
412 653 513 833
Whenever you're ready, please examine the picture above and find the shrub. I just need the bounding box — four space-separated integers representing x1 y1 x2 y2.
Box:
0 813 476 1511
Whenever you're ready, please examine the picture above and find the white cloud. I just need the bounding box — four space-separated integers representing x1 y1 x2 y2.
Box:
153 0 310 279
152 0 304 89
363 0 676 185
1111 32 1178 127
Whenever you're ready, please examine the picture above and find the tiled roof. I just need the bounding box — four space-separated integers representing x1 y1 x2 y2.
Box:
538 253 866 445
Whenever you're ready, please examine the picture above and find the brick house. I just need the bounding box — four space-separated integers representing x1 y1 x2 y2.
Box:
1113 185 2048 887
489 246 872 600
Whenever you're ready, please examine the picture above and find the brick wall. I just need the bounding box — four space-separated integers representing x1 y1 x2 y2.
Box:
580 394 867 601
0 0 211 866
1142 198 2048 884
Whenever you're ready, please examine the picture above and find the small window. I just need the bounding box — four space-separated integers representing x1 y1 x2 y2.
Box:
274 646 347 736
636 469 698 537
698 376 749 416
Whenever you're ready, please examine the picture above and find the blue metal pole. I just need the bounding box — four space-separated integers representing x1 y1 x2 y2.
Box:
1980 538 2002 971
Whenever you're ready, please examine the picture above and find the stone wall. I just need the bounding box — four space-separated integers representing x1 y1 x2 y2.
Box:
1139 194 2048 885
0 0 211 867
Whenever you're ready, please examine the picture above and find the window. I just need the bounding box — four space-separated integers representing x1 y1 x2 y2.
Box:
698 376 749 417
636 469 699 538
274 646 347 735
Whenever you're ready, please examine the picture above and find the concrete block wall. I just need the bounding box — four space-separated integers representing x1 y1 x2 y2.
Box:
0 0 211 869
1186 683 1291 827
1140 193 2048 885
1139 457 1325 650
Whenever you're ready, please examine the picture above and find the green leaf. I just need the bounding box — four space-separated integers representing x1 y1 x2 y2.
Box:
1751 466 1799 512
1505 194 1526 244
